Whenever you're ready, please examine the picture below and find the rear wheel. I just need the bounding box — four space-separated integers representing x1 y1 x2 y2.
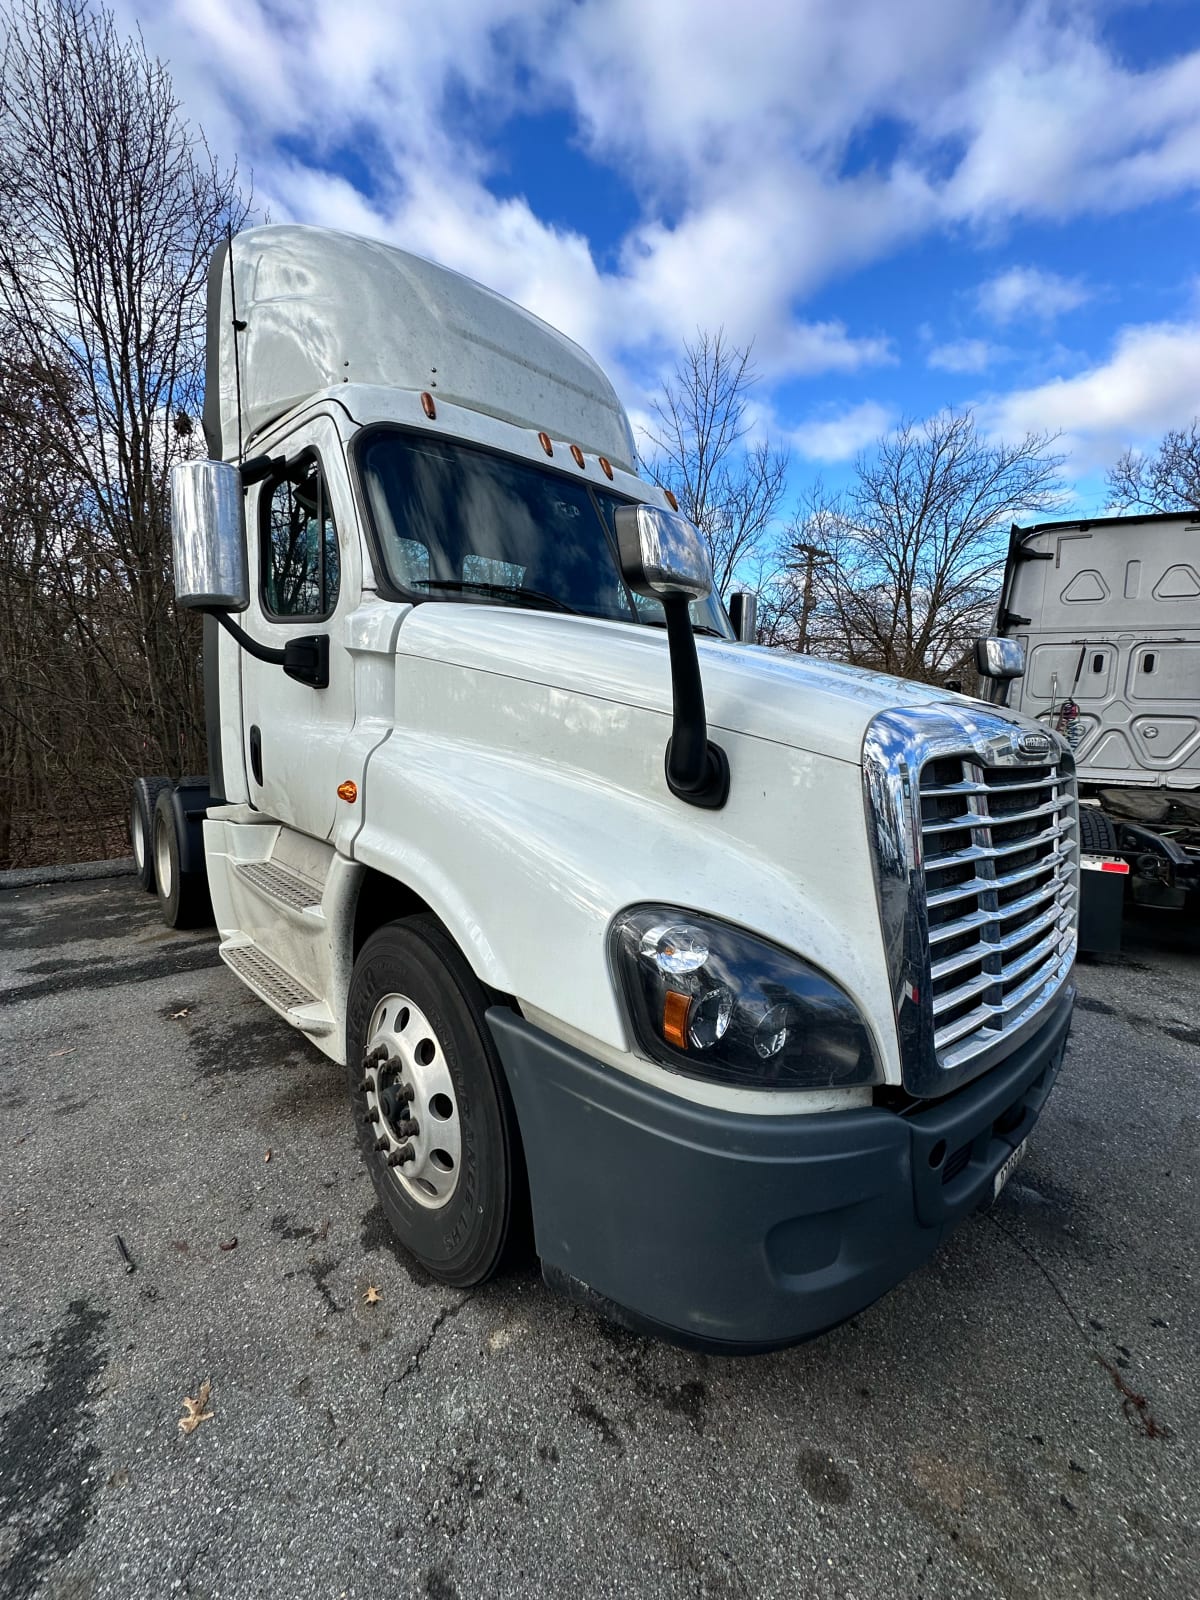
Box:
130 777 170 892
346 917 523 1287
152 789 212 929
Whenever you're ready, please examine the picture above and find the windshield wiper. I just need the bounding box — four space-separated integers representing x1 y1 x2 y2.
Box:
413 579 581 615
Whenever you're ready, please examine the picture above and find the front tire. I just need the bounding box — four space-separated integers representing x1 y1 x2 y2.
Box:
1078 805 1120 855
346 917 523 1288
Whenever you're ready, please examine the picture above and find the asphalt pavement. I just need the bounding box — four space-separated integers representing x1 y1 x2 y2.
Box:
1 876 1197 1599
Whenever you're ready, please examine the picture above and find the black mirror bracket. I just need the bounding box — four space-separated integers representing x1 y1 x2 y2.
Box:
661 596 730 810
665 735 730 809
204 607 330 689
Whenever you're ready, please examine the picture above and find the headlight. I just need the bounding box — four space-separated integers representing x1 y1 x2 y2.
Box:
610 906 881 1091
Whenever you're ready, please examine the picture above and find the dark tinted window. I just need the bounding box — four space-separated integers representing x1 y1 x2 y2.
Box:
359 431 635 621
261 454 340 618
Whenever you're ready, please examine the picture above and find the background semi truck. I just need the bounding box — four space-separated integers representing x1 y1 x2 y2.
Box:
132 224 1078 1351
983 511 1200 951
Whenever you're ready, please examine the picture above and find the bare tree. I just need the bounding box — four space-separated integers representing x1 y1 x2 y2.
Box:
1106 422 1200 514
755 485 840 651
0 0 251 865
641 330 789 595
776 411 1064 683
0 0 249 818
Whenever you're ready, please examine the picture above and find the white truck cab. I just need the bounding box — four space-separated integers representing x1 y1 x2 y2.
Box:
135 224 1078 1350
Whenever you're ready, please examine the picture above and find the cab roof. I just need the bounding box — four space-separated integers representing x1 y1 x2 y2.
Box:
202 224 636 472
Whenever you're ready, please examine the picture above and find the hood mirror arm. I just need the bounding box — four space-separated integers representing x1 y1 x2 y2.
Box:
661 596 730 808
614 502 730 810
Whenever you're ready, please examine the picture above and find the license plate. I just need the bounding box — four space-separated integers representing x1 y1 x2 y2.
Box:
993 1139 1027 1200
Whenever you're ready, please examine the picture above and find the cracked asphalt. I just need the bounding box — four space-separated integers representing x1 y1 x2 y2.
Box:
1 875 1197 1600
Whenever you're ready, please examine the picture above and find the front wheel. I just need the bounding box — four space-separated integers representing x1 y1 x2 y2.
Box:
346 917 524 1288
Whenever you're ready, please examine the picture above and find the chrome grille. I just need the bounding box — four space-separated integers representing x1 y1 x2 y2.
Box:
920 756 1077 1071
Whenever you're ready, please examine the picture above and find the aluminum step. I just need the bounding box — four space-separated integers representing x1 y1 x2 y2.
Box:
234 859 324 915
220 940 333 1038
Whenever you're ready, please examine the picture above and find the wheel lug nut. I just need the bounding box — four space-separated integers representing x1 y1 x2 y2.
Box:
387 1144 415 1167
398 1118 419 1138
358 1078 373 1093
365 1044 388 1066
373 1137 389 1152
360 1108 379 1124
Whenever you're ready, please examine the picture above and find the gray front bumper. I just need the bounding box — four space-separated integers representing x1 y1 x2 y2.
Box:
487 991 1073 1352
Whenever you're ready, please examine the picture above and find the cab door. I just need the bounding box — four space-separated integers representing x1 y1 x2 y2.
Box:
239 414 358 840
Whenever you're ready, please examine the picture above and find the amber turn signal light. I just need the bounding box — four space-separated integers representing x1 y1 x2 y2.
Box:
661 990 690 1050
337 781 358 803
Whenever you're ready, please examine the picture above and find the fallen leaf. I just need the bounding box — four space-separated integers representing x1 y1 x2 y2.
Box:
218 1237 237 1252
49 1047 75 1058
264 1150 272 1163
178 1379 214 1435
170 1008 190 1020
364 1285 381 1305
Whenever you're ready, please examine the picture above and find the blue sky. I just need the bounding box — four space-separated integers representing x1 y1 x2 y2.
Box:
116 0 1200 514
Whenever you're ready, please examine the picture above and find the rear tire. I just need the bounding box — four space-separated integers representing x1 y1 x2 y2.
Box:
346 916 525 1288
130 776 171 892
152 789 212 929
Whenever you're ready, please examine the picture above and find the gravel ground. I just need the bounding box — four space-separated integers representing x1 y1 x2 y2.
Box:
1 877 1197 1600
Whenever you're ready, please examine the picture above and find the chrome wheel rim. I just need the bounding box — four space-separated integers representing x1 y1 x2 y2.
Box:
131 803 145 870
361 993 461 1210
154 814 172 900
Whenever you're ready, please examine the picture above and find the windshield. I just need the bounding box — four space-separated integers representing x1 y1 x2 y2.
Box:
356 427 733 636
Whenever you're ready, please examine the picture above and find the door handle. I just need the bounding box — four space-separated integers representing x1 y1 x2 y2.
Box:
250 725 263 787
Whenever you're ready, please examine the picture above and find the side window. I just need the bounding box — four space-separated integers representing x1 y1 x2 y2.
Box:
261 454 340 618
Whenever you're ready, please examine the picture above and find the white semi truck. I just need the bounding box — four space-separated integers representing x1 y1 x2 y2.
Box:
132 224 1078 1351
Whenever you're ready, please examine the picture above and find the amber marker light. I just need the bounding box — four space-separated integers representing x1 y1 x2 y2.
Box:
538 431 554 456
661 990 691 1050
420 392 437 419
664 489 679 511
599 456 614 479
570 444 586 468
337 781 358 803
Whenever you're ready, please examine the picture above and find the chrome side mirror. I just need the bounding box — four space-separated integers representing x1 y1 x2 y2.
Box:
170 460 248 611
613 504 713 601
975 636 1025 679
728 591 758 644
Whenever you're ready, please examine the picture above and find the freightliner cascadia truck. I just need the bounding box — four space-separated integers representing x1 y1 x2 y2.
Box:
132 225 1078 1351
982 511 1199 952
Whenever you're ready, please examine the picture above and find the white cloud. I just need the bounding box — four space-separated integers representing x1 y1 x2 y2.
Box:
792 401 893 462
108 0 1200 427
980 321 1200 467
935 14 1200 221
977 266 1091 325
927 338 1002 374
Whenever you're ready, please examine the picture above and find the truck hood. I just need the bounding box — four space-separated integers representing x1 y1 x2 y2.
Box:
395 604 1021 765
